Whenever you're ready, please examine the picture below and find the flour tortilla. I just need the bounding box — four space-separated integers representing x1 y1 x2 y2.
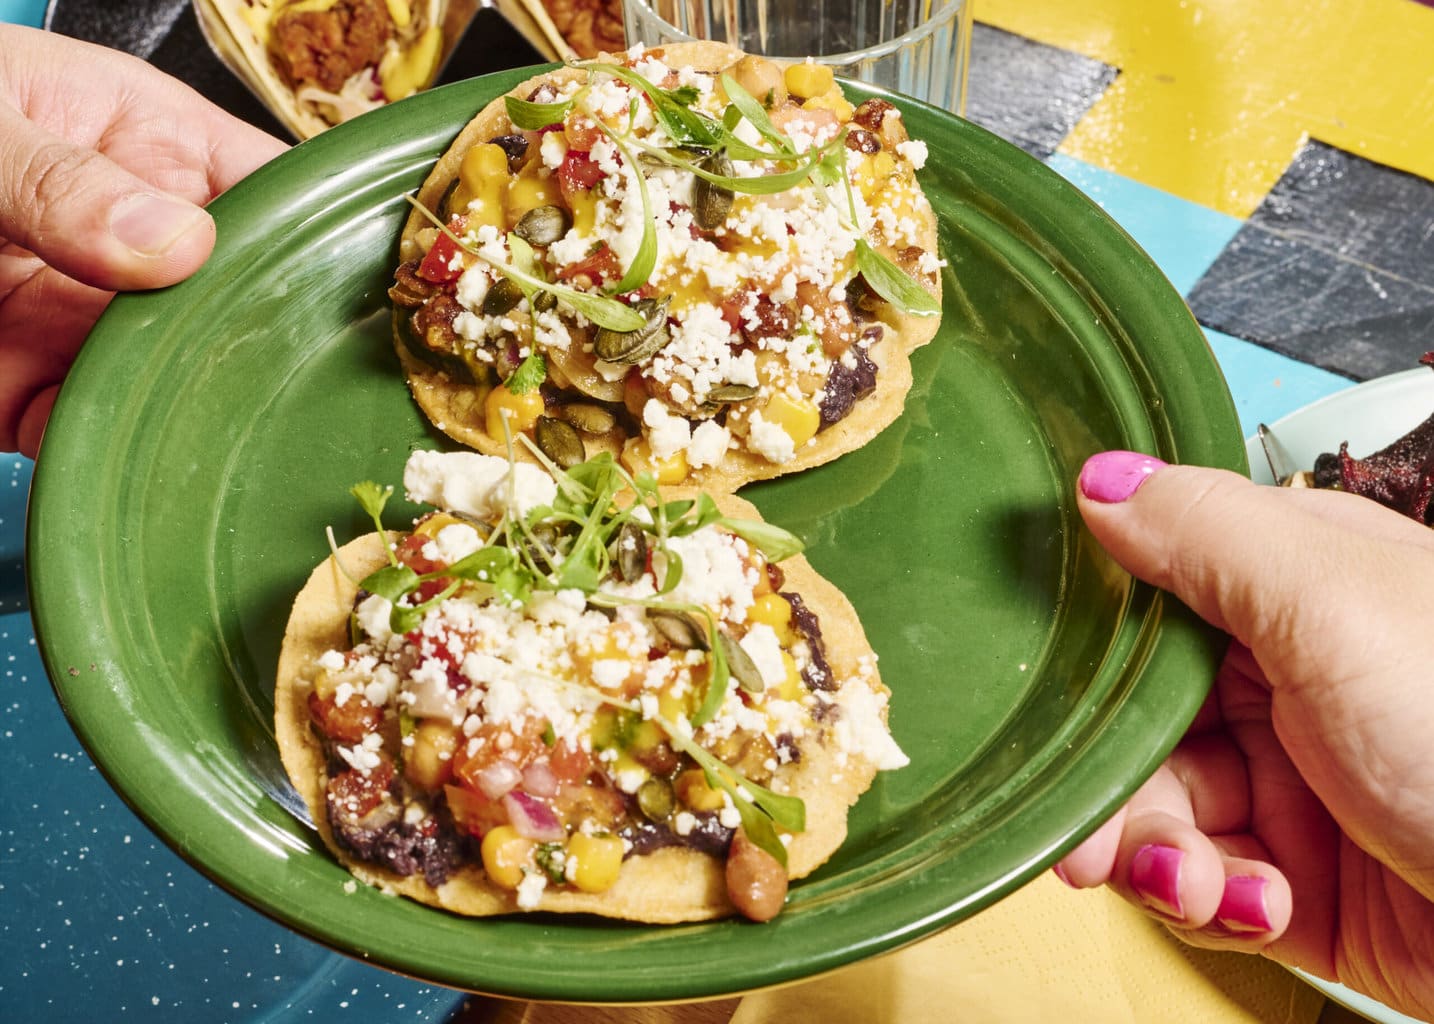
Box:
394 42 943 493
275 494 890 920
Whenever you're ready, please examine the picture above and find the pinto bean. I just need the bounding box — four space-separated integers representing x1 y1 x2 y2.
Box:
726 829 788 922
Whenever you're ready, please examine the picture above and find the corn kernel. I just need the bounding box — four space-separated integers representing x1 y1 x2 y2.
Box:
777 651 804 702
762 392 821 449
405 720 459 790
675 768 726 812
485 384 546 440
460 143 513 194
568 833 625 893
506 168 560 223
620 437 689 484
748 594 795 645
803 90 854 121
568 190 599 234
412 512 467 539
480 825 534 889
658 687 690 724
311 667 338 701
784 61 835 101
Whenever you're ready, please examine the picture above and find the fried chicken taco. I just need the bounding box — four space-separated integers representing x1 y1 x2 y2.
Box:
389 43 944 493
275 449 907 921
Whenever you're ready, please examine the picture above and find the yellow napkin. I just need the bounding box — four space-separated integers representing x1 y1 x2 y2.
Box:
731 874 1324 1024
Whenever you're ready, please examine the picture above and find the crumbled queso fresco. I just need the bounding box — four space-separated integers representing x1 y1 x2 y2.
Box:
391 46 942 482
300 450 906 913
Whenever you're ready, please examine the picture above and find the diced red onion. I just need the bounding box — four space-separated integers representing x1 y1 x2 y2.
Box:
522 760 559 798
475 759 522 801
502 790 565 842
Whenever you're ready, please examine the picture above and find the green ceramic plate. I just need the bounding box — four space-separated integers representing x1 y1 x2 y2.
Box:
28 68 1243 1002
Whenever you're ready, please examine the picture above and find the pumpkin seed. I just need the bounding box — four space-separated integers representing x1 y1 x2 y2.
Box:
533 289 557 313
718 630 764 693
557 402 617 435
692 153 735 230
535 415 585 469
705 383 760 404
593 297 670 364
649 609 709 651
636 777 675 822
482 278 524 316
615 521 648 583
514 204 572 247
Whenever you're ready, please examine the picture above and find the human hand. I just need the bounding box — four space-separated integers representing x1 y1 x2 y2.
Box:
0 24 288 457
1055 451 1434 1020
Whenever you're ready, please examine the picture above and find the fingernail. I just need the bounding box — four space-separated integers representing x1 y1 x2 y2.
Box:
1130 844 1184 918
1217 876 1272 933
1051 862 1076 888
1078 451 1168 503
110 193 208 256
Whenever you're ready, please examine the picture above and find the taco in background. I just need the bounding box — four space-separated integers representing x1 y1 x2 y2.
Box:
196 0 569 138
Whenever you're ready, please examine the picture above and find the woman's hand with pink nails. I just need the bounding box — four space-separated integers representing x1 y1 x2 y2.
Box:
1055 451 1434 1019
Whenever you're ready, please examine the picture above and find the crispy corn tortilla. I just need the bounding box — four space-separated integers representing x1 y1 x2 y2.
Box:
274 494 889 921
394 42 943 494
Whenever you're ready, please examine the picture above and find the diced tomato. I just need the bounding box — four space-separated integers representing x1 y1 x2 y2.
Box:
444 784 507 838
452 722 547 788
328 760 394 820
555 243 621 287
416 216 467 284
556 150 605 203
548 740 593 787
308 690 383 745
394 533 441 575
563 118 605 151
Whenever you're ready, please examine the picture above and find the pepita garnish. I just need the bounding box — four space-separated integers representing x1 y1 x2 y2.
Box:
649 609 710 651
718 630 764 693
515 205 572 248
557 402 618 435
691 152 735 230
534 415 585 469
593 297 671 364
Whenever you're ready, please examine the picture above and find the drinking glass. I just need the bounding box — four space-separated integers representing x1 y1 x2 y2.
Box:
623 0 974 114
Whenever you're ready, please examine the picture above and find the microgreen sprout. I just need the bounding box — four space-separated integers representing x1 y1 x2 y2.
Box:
403 195 645 332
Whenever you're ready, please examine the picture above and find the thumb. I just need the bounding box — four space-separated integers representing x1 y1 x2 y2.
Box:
0 101 215 291
1074 451 1434 661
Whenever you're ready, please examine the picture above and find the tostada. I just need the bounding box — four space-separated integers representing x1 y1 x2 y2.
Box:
390 42 943 492
275 448 907 921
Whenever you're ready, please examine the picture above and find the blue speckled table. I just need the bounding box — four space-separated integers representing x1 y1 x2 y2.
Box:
2 455 485 1018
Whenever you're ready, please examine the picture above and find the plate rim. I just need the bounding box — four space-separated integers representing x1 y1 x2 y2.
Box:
27 66 1243 1001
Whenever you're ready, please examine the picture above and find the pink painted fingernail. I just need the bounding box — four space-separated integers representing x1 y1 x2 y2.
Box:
1078 451 1169 503
1130 844 1184 918
1052 862 1076 888
1217 876 1272 933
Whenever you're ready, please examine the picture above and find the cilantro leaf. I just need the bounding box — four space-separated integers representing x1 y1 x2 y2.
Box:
719 74 797 157
717 516 804 561
854 239 941 317
585 62 721 147
505 94 573 130
505 352 546 394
